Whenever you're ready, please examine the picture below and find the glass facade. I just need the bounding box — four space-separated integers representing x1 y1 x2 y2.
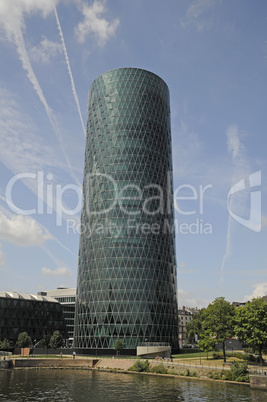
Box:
38 288 76 344
0 292 68 344
74 68 178 350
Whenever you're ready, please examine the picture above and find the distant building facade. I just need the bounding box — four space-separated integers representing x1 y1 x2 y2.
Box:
232 301 247 308
38 288 76 346
178 306 199 348
0 291 67 345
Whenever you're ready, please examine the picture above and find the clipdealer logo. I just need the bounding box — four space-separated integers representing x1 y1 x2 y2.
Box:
4 170 262 234
227 171 261 232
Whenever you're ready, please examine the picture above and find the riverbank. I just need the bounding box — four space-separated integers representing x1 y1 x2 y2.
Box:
2 356 266 390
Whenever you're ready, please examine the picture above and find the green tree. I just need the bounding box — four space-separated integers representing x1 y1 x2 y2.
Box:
186 309 205 344
198 330 217 359
186 310 217 358
235 297 267 366
203 297 235 362
49 331 63 350
16 332 31 349
114 339 125 356
0 338 10 350
39 333 51 356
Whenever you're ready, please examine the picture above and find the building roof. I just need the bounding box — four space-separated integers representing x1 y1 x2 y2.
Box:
38 288 76 298
0 291 59 303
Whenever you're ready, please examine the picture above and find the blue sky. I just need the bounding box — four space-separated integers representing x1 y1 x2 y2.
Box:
0 0 266 307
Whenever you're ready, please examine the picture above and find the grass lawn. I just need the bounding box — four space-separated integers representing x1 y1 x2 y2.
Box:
172 351 214 359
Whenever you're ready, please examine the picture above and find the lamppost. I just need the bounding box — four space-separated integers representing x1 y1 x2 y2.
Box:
145 339 148 359
229 341 233 358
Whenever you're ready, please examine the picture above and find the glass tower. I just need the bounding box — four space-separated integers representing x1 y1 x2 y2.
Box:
74 68 178 351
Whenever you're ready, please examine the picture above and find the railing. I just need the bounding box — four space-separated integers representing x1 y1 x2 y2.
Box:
150 359 267 375
249 368 267 376
139 342 170 347
0 351 11 357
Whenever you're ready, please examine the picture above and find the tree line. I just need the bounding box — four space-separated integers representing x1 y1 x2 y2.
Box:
0 330 63 352
186 296 267 365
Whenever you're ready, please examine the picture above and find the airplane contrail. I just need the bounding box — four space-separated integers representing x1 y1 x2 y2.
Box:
13 28 81 187
220 124 249 281
54 7 86 137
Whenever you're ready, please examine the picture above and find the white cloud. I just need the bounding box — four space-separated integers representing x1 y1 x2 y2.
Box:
75 0 119 46
178 288 209 308
187 0 214 19
0 0 61 40
178 261 197 274
0 89 82 223
0 244 5 266
0 88 57 174
181 0 219 32
244 282 267 301
0 0 81 187
41 266 72 277
226 124 241 159
0 212 52 246
30 36 62 64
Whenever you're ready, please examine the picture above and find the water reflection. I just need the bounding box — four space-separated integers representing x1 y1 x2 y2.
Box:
0 369 266 401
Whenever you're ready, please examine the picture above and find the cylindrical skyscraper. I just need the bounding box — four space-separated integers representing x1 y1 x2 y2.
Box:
74 68 178 352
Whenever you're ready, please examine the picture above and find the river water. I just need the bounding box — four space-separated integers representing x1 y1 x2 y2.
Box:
0 369 266 401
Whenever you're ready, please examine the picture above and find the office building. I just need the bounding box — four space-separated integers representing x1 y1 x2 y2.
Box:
0 291 68 345
74 68 179 352
38 288 76 346
178 306 199 347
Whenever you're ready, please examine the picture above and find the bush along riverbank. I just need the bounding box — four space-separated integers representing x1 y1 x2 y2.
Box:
128 360 250 383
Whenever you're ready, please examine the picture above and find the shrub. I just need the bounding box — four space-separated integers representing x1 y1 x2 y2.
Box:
243 353 256 362
212 352 223 359
167 369 177 375
229 362 249 383
222 371 233 381
232 352 245 360
150 364 168 374
129 360 149 372
208 371 222 380
183 368 197 377
208 363 249 383
244 347 253 354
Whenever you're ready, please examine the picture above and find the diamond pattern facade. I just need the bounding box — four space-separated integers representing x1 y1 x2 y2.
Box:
74 68 179 350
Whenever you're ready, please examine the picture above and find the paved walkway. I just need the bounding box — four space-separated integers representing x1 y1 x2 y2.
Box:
95 358 137 370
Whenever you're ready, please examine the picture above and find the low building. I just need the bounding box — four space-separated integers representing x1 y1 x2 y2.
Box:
0 291 68 346
178 306 199 348
232 301 247 308
38 288 76 347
